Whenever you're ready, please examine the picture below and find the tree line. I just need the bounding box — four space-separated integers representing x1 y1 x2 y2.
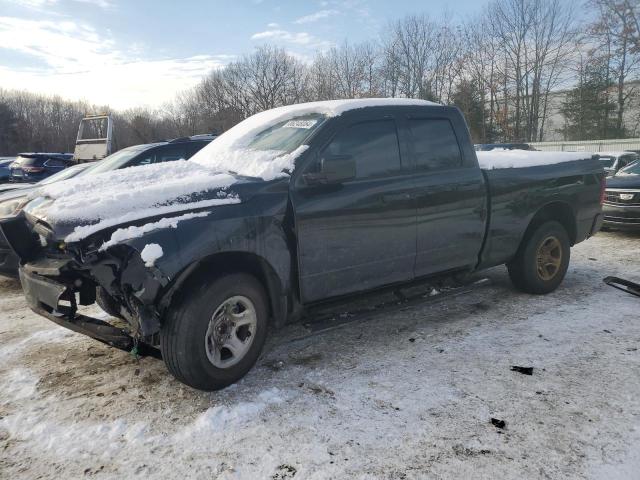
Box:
1 0 640 156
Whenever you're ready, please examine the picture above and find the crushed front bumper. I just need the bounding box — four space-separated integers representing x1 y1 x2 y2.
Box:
19 265 161 359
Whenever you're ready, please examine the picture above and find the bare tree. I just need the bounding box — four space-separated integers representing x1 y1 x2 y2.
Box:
588 0 640 134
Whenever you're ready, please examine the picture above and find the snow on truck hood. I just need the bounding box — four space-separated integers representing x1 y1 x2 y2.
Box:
25 98 438 243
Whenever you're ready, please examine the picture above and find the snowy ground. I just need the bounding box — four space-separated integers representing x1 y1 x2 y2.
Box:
1 230 639 479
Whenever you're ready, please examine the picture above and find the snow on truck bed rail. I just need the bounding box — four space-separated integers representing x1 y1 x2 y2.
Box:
30 98 439 243
476 150 594 169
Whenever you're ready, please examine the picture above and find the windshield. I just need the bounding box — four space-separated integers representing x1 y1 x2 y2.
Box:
190 113 326 179
83 144 152 175
599 156 615 168
247 115 324 152
618 160 640 175
36 163 88 185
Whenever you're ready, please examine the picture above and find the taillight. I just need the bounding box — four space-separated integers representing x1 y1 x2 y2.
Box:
22 166 45 173
599 176 606 205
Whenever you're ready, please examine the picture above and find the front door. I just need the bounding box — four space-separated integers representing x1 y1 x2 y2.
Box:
292 115 417 303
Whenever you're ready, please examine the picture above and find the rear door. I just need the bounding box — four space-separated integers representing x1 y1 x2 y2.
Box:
292 112 416 302
407 114 487 277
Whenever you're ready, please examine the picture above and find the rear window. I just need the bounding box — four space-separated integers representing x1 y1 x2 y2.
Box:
14 156 46 167
599 157 615 168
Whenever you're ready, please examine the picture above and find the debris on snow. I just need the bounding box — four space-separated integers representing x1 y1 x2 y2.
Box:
510 366 534 375
491 418 506 429
272 464 297 479
140 243 163 267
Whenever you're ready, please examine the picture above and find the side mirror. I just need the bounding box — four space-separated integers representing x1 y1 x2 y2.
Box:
304 154 355 185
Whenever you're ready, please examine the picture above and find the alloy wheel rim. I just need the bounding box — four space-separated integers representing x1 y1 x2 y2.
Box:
536 235 562 281
204 295 257 369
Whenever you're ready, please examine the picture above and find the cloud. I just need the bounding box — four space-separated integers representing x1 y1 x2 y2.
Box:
293 9 339 24
5 0 114 9
250 28 333 50
0 16 232 108
267 22 279 28
72 0 114 8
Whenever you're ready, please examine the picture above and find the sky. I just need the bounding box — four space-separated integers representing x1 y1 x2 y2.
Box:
0 0 488 110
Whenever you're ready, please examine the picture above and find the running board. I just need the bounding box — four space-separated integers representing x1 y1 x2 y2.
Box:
303 277 491 335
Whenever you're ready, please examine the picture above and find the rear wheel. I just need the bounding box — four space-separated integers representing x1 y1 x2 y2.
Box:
507 220 570 294
160 273 269 391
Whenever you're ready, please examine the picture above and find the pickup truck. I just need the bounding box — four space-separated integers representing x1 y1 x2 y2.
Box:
0 99 605 391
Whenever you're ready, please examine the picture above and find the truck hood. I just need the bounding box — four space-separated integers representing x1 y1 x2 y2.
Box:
22 161 269 243
606 172 640 189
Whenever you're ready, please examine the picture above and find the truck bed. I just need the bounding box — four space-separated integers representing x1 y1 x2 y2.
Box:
477 154 604 269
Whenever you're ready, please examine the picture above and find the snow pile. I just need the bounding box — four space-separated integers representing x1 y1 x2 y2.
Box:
99 212 209 251
0 327 74 360
175 388 285 440
477 150 593 169
140 243 163 267
1 368 38 403
0 411 150 460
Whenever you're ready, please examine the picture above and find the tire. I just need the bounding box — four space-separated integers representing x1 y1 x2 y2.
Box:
507 220 571 294
160 273 269 391
96 286 124 319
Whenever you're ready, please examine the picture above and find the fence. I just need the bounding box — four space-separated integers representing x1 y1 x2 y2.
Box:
529 138 640 152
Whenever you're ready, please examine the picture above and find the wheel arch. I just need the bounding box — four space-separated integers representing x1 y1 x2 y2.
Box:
522 201 577 247
159 251 288 328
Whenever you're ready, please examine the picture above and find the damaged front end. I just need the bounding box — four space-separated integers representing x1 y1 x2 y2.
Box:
1 213 164 359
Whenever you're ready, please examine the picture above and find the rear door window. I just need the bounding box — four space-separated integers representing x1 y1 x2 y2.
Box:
186 142 208 159
153 145 187 164
408 119 463 171
322 120 402 179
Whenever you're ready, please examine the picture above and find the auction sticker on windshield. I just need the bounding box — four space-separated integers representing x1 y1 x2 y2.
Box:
282 119 318 129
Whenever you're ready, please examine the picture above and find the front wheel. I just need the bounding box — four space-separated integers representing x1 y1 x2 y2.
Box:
160 273 269 391
507 220 571 294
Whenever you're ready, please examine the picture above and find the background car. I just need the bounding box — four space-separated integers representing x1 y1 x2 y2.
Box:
603 160 640 230
0 157 16 183
9 152 74 183
0 135 215 277
597 151 639 176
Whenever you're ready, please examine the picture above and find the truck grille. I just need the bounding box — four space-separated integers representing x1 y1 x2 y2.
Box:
604 190 640 206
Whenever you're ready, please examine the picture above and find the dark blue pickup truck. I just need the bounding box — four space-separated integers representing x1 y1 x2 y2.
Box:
0 99 605 390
